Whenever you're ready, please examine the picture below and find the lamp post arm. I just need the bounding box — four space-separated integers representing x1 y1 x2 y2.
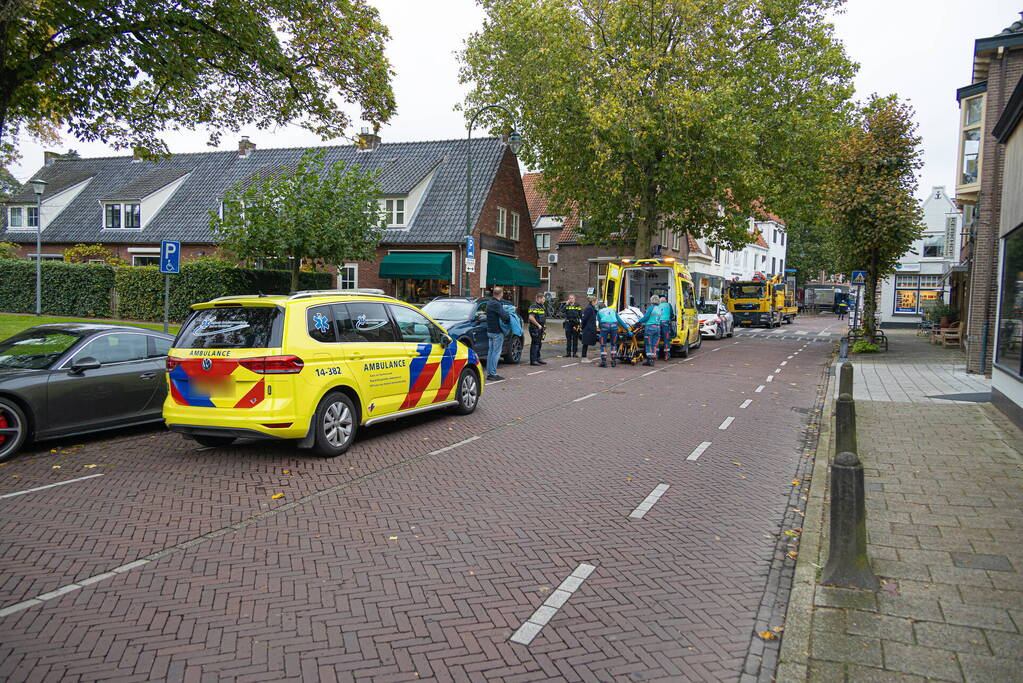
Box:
465 105 518 297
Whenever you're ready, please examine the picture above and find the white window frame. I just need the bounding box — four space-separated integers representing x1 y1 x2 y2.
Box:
132 254 161 267
535 232 550 250
510 211 520 241
379 198 406 227
338 263 358 289
102 202 143 230
496 207 507 237
672 232 681 251
538 265 550 281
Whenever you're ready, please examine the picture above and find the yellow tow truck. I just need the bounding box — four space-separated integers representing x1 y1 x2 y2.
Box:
724 274 798 328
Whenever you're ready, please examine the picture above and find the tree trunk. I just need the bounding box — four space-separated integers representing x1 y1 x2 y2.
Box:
290 257 301 293
863 255 878 344
632 173 658 259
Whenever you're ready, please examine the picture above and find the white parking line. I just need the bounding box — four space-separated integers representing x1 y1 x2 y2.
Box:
0 555 153 618
739 399 752 409
562 362 579 367
780 361 787 366
487 379 506 384
718 417 735 430
755 385 765 393
628 483 670 519
641 370 658 377
428 436 480 456
709 347 720 352
0 473 105 500
687 441 712 461
510 563 596 645
527 370 545 375
774 368 782 373
573 393 598 402
795 330 808 335
766 375 774 382
787 355 794 359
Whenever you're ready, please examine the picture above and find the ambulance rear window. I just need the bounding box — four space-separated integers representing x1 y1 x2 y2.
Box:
175 307 283 349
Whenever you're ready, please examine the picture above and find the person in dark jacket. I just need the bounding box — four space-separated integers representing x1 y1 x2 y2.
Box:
580 296 598 358
485 286 510 381
562 294 582 357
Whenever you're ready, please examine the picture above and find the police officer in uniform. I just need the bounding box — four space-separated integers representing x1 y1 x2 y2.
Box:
562 294 582 357
528 292 547 366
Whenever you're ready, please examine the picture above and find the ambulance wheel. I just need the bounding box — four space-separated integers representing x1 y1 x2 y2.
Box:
451 368 480 415
691 332 702 350
192 435 236 448
312 392 357 457
677 340 690 358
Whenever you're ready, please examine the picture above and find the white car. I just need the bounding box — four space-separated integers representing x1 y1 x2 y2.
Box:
699 301 734 339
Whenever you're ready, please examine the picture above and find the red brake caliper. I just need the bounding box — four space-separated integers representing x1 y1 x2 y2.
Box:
0 413 7 447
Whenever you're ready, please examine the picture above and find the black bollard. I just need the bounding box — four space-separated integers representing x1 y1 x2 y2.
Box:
835 392 857 457
839 361 854 397
821 451 879 590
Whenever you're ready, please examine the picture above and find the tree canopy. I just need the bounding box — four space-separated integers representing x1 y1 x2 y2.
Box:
823 94 924 340
0 0 395 164
460 0 856 257
210 150 383 291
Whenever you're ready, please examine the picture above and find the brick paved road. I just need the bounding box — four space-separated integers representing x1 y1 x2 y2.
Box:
0 315 838 681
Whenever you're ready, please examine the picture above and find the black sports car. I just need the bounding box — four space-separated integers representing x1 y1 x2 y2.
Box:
0 323 175 461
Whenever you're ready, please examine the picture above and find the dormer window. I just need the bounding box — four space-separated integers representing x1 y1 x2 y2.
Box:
7 206 38 229
103 202 141 229
379 198 405 227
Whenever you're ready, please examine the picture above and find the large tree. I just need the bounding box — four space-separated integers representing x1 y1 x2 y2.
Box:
460 0 856 257
822 94 923 342
0 0 395 164
210 150 383 291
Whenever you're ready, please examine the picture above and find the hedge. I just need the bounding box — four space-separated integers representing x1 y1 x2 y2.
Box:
114 260 333 322
1 259 333 322
0 260 114 317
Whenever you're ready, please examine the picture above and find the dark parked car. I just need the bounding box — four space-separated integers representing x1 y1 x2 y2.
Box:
420 297 524 365
0 324 175 461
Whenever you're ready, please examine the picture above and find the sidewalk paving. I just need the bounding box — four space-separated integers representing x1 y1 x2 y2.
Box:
781 329 1023 682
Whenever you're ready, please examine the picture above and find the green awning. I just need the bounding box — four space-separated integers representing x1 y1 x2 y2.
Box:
379 251 452 280
486 252 541 287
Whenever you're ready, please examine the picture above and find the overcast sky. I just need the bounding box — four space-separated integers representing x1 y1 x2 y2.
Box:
11 1 1023 202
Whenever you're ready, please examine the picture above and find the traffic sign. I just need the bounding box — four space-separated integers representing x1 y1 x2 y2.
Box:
465 236 476 260
465 257 476 273
851 270 866 286
160 240 180 274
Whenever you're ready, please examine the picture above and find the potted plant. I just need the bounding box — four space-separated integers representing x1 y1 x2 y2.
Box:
925 302 957 328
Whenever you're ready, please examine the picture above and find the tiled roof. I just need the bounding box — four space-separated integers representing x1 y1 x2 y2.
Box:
753 230 769 249
520 172 581 243
998 12 1023 35
2 137 509 245
751 199 786 226
7 169 96 203
686 232 710 256
104 167 193 201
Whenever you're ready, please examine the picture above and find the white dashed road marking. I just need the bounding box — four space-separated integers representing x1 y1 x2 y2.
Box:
641 370 658 377
510 563 596 645
429 436 480 456
774 368 782 373
573 393 598 402
755 385 765 393
628 483 670 519
0 473 105 500
527 370 545 375
687 441 712 461
562 362 578 367
780 361 787 366
718 417 735 430
766 376 774 382
739 399 752 409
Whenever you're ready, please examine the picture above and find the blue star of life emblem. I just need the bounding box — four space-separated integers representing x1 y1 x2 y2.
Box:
312 312 330 334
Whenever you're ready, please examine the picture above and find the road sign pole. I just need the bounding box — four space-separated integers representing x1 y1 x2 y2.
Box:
164 274 170 333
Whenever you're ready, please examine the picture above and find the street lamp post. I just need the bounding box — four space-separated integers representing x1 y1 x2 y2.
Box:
30 178 48 316
465 106 522 297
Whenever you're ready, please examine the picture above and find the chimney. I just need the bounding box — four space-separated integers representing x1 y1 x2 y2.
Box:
356 127 381 152
43 151 60 166
238 136 256 158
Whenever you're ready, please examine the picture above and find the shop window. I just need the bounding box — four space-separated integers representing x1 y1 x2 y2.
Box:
394 278 451 305
497 207 507 237
894 274 943 315
535 232 550 250
995 226 1023 377
338 263 358 289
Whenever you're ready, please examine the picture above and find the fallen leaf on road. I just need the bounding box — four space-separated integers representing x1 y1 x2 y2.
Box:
51 465 61 469
271 493 284 500
50 449 57 453
787 551 798 560
758 631 778 640
388 536 398 540
282 469 290 474
625 477 633 482
772 625 785 633
11 474 20 478
784 529 800 537
732 462 743 467
792 479 801 486
83 464 97 469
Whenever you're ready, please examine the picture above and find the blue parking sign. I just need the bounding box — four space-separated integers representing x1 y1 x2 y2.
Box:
160 240 180 274
465 235 476 260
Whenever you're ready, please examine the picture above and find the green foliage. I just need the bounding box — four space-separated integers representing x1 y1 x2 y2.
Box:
211 149 383 291
0 168 19 200
823 94 924 342
851 340 879 354
459 0 856 257
0 261 114 317
923 301 958 323
0 241 19 260
114 261 331 322
0 0 395 164
63 243 127 265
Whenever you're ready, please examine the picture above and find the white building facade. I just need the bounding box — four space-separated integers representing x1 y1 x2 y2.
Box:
877 186 963 327
687 218 789 302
